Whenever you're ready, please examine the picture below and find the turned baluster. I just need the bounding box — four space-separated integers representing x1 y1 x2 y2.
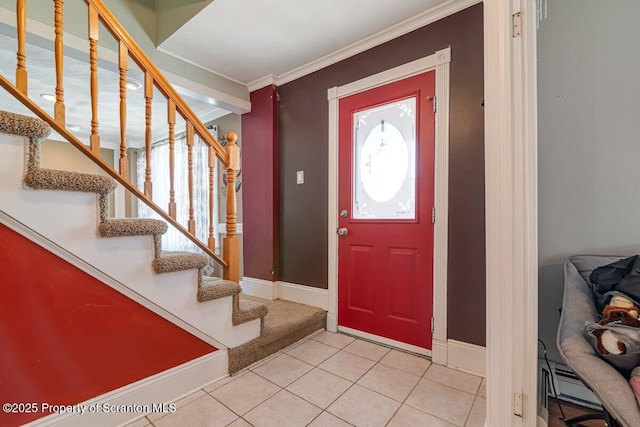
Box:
144 72 153 198
88 4 100 156
186 123 195 235
54 0 65 125
167 99 177 219
118 42 128 179
208 146 216 252
223 131 240 284
15 0 27 94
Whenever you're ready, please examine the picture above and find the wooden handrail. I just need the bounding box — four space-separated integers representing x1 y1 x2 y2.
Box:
0 73 228 268
3 0 242 271
84 0 228 165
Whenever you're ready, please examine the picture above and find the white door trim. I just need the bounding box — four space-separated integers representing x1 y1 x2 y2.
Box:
327 47 450 361
483 0 538 425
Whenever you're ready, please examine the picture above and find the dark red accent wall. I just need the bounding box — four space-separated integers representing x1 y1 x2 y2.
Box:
0 224 216 427
241 85 279 281
277 5 486 345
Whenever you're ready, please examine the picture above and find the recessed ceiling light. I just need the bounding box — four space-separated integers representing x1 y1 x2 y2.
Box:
125 79 141 90
40 93 56 102
67 124 81 131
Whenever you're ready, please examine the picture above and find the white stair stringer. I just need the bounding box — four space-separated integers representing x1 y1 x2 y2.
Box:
0 133 260 349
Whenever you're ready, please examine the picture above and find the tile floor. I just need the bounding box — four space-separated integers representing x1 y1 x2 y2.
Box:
124 331 486 427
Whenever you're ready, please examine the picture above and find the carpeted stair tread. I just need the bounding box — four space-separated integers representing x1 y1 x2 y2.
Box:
152 251 208 274
98 218 168 237
228 296 326 374
232 299 269 326
197 277 241 302
0 110 50 141
24 168 116 195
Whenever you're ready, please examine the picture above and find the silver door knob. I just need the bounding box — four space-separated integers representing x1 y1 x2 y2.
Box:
337 227 349 236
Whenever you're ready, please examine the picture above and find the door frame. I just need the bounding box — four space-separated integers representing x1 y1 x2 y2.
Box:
327 47 450 360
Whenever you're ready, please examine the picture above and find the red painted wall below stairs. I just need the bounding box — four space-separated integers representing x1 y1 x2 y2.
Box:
0 224 216 426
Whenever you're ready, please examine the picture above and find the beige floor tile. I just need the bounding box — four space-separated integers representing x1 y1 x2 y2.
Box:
312 331 355 349
343 339 390 361
285 339 340 365
120 416 150 427
147 390 207 421
209 371 281 415
477 378 486 398
244 390 322 427
253 353 314 387
424 364 483 395
387 405 456 427
465 397 486 427
379 349 431 377
286 368 353 409
357 363 420 402
153 395 238 427
308 411 353 426
318 350 376 382
204 372 248 393
327 384 401 427
227 418 253 426
405 379 475 426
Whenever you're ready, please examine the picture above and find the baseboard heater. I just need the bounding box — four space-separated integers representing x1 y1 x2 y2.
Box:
538 360 603 426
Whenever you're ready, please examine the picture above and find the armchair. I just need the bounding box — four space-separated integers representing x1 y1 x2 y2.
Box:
557 255 640 427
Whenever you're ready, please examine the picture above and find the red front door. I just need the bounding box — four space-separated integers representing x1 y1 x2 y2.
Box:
337 71 435 349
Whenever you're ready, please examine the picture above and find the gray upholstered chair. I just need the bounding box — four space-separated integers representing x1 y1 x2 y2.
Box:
557 255 640 426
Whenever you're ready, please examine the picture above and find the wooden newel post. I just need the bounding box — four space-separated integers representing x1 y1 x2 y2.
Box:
223 131 241 285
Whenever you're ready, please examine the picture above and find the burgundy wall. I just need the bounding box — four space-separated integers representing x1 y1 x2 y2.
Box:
241 85 279 281
0 224 216 427
277 5 486 345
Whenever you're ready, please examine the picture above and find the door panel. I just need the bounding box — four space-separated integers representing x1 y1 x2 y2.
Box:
338 71 435 349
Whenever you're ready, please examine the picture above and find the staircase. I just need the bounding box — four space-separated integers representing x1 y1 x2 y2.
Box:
0 110 268 349
0 0 327 387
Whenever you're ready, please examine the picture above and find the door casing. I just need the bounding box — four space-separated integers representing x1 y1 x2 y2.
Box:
327 47 450 360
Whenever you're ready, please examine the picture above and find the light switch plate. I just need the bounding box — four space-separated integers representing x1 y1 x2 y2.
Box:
296 170 304 184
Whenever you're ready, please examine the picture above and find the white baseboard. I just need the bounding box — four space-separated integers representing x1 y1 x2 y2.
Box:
25 351 228 427
338 326 431 356
447 339 486 377
431 339 448 366
326 313 338 332
240 277 275 300
276 281 328 310
241 277 328 310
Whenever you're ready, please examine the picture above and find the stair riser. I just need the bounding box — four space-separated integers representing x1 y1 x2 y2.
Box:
0 135 261 348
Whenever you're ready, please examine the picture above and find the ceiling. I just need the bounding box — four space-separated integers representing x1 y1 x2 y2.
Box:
158 0 451 86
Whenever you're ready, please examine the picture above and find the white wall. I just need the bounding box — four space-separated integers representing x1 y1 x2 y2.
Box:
537 0 640 362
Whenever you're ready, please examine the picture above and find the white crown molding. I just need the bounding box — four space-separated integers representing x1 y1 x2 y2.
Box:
153 0 479 93
247 75 276 93
24 351 227 427
260 0 478 89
